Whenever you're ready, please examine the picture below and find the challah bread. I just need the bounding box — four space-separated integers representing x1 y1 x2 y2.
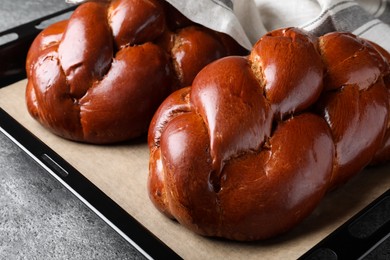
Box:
148 27 390 241
25 0 246 144
367 41 390 165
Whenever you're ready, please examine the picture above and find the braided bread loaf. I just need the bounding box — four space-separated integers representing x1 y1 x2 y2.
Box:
25 0 246 144
148 27 390 241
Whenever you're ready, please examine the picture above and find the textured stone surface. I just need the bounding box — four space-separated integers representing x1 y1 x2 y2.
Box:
0 132 145 259
0 0 71 31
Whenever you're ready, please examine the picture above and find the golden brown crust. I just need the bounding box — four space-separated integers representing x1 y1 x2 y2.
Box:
148 28 390 241
317 32 389 188
25 0 247 144
365 40 390 164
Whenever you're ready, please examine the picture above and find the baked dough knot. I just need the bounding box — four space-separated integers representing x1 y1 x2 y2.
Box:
148 27 390 241
25 0 245 144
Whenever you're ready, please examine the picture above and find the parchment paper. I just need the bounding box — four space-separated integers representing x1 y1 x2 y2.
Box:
1 80 390 259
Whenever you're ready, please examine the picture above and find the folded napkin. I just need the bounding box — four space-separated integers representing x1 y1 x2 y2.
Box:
65 0 390 51
256 0 390 51
167 0 390 52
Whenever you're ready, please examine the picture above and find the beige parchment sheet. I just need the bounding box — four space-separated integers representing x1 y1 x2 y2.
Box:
1 79 390 259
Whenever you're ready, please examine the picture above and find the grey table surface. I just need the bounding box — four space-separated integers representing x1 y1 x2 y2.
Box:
0 0 145 259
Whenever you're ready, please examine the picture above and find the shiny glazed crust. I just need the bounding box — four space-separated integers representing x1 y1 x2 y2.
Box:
148 28 390 241
25 0 246 144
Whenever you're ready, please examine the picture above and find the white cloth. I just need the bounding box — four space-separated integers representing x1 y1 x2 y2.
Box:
166 0 390 52
66 0 390 52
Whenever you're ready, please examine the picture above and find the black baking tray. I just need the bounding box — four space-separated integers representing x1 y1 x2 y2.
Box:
1 7 390 260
